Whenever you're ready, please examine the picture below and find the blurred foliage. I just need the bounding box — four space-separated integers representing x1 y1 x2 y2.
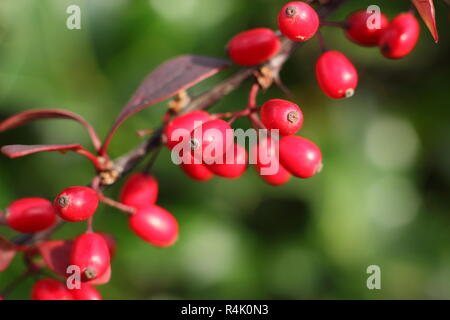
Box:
0 0 449 300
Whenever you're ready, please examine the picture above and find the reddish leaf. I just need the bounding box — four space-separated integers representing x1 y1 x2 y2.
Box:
1 144 82 158
0 237 16 272
412 0 439 42
100 55 229 154
37 240 72 277
0 109 101 150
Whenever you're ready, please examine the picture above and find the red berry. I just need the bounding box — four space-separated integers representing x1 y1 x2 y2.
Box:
180 153 214 181
379 13 420 59
119 173 158 209
69 283 102 300
31 278 74 300
54 186 98 222
227 28 281 66
6 198 56 233
260 99 303 136
129 205 178 247
279 136 322 178
190 119 234 163
164 111 211 150
252 137 291 186
99 232 117 258
345 10 389 47
207 144 248 179
315 51 358 99
70 232 110 281
278 1 319 41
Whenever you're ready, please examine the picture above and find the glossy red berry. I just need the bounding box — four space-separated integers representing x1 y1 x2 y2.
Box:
69 283 102 300
164 111 211 150
379 13 420 59
31 278 74 300
316 51 358 99
207 144 248 179
180 153 214 181
345 10 389 46
6 198 56 233
252 137 291 186
120 173 158 209
190 119 234 163
227 28 281 66
260 99 303 136
129 205 178 247
70 232 110 281
279 136 322 178
278 1 319 41
54 186 98 222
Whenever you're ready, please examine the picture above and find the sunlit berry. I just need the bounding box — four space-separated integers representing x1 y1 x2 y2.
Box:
227 28 281 66
129 205 178 247
164 111 211 150
54 186 98 222
6 198 56 233
278 1 319 41
315 50 358 99
279 136 322 178
207 144 248 178
345 10 389 46
120 173 158 209
260 99 303 136
31 278 74 300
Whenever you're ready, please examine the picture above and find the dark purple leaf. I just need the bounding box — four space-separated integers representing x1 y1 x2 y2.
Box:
0 109 101 150
1 144 83 158
100 55 229 154
412 0 439 42
0 237 16 272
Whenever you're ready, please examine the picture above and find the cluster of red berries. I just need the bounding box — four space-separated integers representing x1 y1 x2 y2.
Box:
162 98 321 186
227 2 420 99
0 1 429 300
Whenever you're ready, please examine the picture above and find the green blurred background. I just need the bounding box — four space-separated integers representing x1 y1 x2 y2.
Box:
0 0 449 299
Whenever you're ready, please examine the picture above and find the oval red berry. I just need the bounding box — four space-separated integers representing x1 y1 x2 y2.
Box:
379 13 420 59
6 198 56 233
345 10 389 47
260 99 303 136
69 283 102 300
279 136 322 178
278 1 319 41
164 111 211 150
207 143 248 179
70 232 111 281
227 28 281 66
31 278 74 300
129 205 178 247
315 51 358 99
54 186 98 222
120 173 158 209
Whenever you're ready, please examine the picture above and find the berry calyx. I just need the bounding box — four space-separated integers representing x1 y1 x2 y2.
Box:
345 10 389 47
54 186 99 222
70 232 111 281
31 278 74 300
129 205 178 247
119 173 158 209
189 119 234 163
279 136 322 178
252 137 291 186
69 283 102 300
6 198 56 233
260 99 303 136
315 50 358 99
207 143 248 179
227 28 281 66
379 13 420 59
278 1 319 41
164 111 211 150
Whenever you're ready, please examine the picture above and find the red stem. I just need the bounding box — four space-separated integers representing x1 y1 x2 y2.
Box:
75 147 104 171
